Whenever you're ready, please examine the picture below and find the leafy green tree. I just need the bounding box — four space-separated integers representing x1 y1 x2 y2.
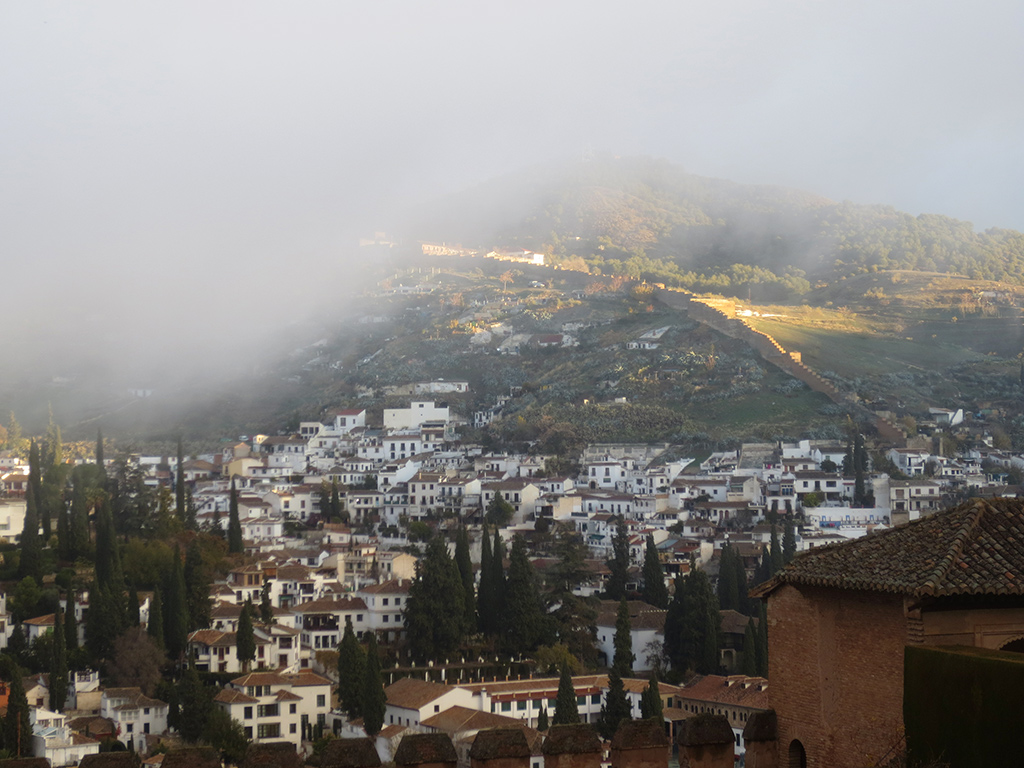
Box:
553 665 579 725
404 536 466 662
605 516 630 600
598 666 631 739
454 525 475 634
612 597 634 676
237 600 255 672
228 479 243 553
337 617 365 719
362 632 386 736
551 593 599 670
50 610 68 711
640 674 662 720
7 625 28 667
641 534 668 608
485 490 515 527
4 671 32 755
202 705 249 764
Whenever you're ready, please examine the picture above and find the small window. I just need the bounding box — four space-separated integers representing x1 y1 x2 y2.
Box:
591 694 600 704
244 707 253 720
290 704 297 714
317 695 326 707
501 702 511 712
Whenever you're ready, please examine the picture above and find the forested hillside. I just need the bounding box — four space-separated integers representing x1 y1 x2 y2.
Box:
412 156 1024 301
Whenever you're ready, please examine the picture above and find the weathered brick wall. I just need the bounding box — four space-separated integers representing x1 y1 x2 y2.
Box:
769 584 906 768
679 743 734 768
609 745 669 768
543 753 602 768
472 757 531 768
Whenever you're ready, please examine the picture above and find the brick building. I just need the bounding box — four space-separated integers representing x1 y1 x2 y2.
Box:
754 497 1024 768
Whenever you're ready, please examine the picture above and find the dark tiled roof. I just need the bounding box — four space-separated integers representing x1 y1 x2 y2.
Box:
677 713 734 746
394 733 457 766
0 759 56 768
610 718 670 750
241 741 303 768
78 755 141 768
742 710 778 742
320 737 382 768
541 724 601 755
754 498 1024 598
161 747 221 768
469 729 530 760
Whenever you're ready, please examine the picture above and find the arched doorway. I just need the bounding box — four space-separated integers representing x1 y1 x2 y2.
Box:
788 739 807 768
1000 637 1024 653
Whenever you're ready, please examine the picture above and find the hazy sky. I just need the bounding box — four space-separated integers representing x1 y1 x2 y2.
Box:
2 0 1023 380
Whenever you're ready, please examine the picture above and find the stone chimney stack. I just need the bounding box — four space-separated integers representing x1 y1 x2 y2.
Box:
609 719 670 768
542 723 603 768
677 714 735 768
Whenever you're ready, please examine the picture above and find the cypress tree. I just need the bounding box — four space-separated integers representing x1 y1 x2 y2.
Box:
717 544 738 611
148 587 164 650
228 478 243 553
404 536 465 662
95 427 104 471
598 666 631 739
237 600 255 672
605 516 630 600
28 440 45 541
337 616 365 719
185 540 212 631
640 674 663 720
734 550 750 616
612 597 634 677
57 493 71 562
64 590 78 652
176 436 186 523
164 546 188 660
18 479 43 583
259 581 274 625
126 583 141 627
553 665 579 725
783 520 797 565
490 528 506 631
317 482 331 522
50 608 69 711
454 525 476 634
504 536 547 653
4 672 32 756
742 619 759 677
478 526 494 634
185 487 197 532
537 706 549 731
854 432 867 506
330 480 342 523
362 632 386 737
641 533 668 609
177 664 209 743
664 566 720 676
769 525 783 575
85 583 120 661
68 475 89 561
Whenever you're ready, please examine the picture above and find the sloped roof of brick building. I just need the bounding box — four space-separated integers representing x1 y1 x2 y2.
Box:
754 498 1024 598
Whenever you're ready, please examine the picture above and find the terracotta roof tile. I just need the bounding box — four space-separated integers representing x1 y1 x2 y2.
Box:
754 498 1024 598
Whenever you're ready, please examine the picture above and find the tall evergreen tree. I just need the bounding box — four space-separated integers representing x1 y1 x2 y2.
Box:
148 587 164 650
185 487 197 532
640 674 663 720
317 482 332 522
854 432 867 506
742 619 759 677
362 632 386 737
163 546 189 660
259 581 274 625
769 525 783 575
606 516 630 600
177 663 209 743
68 475 89 561
176 437 186 523
64 590 78 652
717 544 739 612
454 525 476 634
50 609 68 711
18 481 43 583
504 536 547 653
477 526 495 634
85 583 120 661
553 665 580 725
28 439 46 542
537 707 549 732
126 583 141 627
490 528 506 630
330 480 342 523
228 478 243 553
56 493 71 561
664 566 721 676
337 616 366 719
783 520 797 565
4 672 32 756
733 550 750 616
404 536 466 662
612 597 634 676
95 427 104 471
641 534 668 608
598 665 632 739
184 540 212 632
237 600 255 672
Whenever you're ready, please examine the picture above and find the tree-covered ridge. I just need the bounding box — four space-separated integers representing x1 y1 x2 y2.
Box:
427 156 1024 300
